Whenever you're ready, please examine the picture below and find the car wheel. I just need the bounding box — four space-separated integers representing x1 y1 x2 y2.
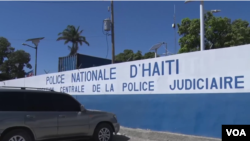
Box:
2 129 33 141
93 123 113 141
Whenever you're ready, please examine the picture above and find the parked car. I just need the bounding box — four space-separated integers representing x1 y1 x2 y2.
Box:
0 87 120 141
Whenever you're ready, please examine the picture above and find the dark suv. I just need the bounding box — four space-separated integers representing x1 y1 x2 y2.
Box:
0 87 120 141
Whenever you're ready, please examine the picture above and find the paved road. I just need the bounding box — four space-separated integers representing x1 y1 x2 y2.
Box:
119 127 221 141
70 126 221 141
113 134 136 141
69 134 155 141
113 133 221 141
71 133 220 141
70 134 144 141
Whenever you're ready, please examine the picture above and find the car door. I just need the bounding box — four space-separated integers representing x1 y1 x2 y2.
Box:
0 91 26 132
55 94 89 137
24 92 58 140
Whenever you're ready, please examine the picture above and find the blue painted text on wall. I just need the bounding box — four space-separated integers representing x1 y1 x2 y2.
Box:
71 67 116 82
169 76 244 90
122 81 154 92
130 59 179 78
92 84 114 92
46 74 65 85
60 85 84 93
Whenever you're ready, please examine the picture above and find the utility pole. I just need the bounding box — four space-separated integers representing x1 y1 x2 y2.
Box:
111 0 115 64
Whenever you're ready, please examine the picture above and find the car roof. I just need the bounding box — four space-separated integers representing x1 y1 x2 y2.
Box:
0 88 66 95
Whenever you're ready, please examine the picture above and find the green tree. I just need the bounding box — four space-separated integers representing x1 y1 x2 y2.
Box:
115 49 157 62
143 52 156 59
0 73 11 81
0 37 32 80
57 25 89 56
177 12 250 53
0 37 14 66
0 37 14 81
230 19 250 46
115 49 135 62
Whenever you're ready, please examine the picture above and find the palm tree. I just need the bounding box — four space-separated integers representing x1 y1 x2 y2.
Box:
57 25 89 56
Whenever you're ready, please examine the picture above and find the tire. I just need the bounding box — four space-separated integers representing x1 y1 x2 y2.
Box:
93 123 113 141
2 129 33 141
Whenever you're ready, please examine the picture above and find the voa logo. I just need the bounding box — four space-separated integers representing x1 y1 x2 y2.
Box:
226 129 246 136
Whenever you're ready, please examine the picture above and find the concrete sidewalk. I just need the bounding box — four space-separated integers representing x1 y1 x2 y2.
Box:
118 126 221 141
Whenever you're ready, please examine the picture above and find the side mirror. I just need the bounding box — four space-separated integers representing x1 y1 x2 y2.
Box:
80 105 86 112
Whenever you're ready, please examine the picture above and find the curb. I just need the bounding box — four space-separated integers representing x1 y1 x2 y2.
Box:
119 126 221 141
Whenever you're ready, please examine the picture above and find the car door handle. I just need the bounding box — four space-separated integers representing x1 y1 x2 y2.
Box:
26 115 35 118
58 115 66 118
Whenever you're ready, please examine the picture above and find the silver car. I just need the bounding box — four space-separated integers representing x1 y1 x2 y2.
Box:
0 87 120 141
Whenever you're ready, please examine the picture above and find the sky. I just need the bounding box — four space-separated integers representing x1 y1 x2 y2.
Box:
0 1 249 75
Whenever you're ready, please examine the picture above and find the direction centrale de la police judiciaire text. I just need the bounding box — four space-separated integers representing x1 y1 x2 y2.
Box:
45 59 244 93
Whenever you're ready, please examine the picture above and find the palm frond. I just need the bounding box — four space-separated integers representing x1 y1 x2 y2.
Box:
78 29 83 35
76 26 80 32
64 40 70 45
79 36 90 46
79 41 82 46
68 46 72 50
56 36 68 41
79 36 86 40
82 40 90 46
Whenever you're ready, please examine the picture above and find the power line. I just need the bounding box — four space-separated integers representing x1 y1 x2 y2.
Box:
12 0 104 4
105 34 109 59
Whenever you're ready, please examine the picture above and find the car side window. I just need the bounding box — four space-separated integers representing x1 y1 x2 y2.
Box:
25 92 56 111
55 94 80 112
0 92 25 111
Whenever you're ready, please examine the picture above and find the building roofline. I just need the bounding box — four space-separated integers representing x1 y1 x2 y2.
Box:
59 53 112 61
